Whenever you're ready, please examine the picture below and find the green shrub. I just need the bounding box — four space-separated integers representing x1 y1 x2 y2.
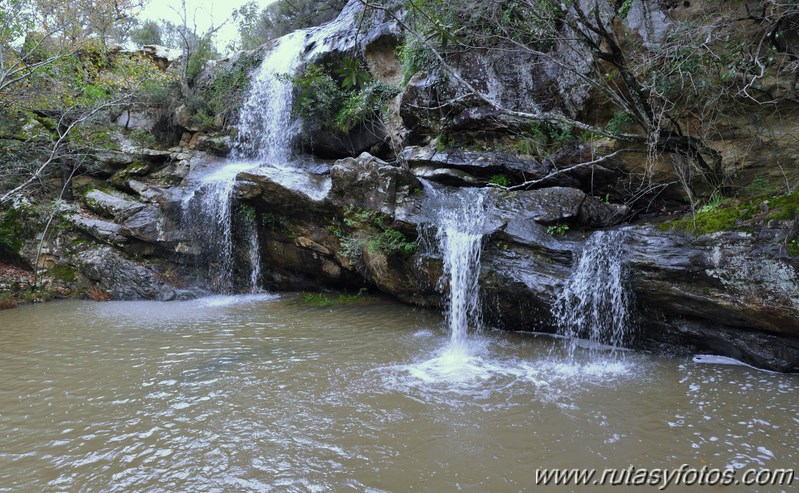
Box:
335 57 371 89
0 292 17 310
283 63 346 130
606 111 636 134
333 81 399 133
489 174 510 187
334 206 416 260
0 208 23 256
397 37 438 85
287 63 398 135
546 223 569 236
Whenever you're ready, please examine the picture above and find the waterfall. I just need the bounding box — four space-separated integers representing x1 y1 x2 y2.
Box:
180 32 310 293
553 229 633 356
233 31 305 163
181 163 256 293
177 3 381 294
247 219 262 293
424 188 492 352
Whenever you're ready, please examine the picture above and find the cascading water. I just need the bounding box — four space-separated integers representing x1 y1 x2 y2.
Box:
406 186 499 383
246 219 262 293
233 31 305 163
181 163 254 293
181 32 307 293
180 4 368 293
435 191 489 351
553 229 633 357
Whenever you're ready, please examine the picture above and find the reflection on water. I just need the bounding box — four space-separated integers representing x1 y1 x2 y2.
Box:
0 296 797 492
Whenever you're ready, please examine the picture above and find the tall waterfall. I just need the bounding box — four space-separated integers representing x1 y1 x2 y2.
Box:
233 31 305 163
181 33 306 293
553 229 633 355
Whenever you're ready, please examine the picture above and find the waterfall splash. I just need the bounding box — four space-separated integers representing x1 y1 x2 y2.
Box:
553 229 633 357
405 187 497 382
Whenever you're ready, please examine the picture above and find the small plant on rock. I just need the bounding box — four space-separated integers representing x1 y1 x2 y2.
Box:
547 223 569 236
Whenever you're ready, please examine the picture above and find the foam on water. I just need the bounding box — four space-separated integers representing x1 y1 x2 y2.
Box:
383 331 638 407
196 293 279 307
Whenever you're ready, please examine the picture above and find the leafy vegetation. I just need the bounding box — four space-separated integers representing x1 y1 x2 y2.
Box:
0 292 17 310
285 63 399 135
0 208 23 257
508 122 576 158
489 174 510 187
546 223 569 236
371 0 799 205
332 206 417 261
397 37 439 84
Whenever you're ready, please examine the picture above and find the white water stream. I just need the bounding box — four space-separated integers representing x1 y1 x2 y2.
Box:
554 229 633 357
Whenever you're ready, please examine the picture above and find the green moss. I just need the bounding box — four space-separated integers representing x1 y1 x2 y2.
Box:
787 239 799 257
765 193 799 220
658 191 799 236
48 265 77 282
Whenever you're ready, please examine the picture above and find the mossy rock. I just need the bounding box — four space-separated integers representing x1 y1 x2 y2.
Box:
658 191 799 236
47 264 77 283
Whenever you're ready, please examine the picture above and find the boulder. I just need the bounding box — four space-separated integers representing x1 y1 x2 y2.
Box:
84 190 146 221
411 166 480 186
491 186 625 228
122 206 162 243
74 246 175 300
401 145 550 182
239 165 332 217
68 214 128 245
329 152 420 217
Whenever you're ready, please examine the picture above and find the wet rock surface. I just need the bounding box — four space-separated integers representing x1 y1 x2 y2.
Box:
74 247 176 301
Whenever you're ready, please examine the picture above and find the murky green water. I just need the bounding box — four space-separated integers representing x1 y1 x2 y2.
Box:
0 295 797 492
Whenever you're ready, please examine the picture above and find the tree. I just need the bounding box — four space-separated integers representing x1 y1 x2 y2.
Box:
168 0 225 95
128 19 164 47
0 0 171 205
232 0 349 50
